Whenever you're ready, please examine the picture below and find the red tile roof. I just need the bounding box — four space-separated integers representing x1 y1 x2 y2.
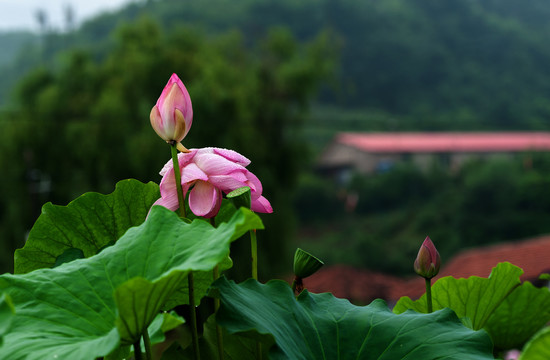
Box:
302 265 405 304
337 132 550 153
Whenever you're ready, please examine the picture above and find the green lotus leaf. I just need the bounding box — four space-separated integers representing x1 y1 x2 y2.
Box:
485 282 550 350
0 294 14 345
212 277 494 360
15 179 160 273
394 262 523 330
0 206 262 360
519 326 550 360
53 247 85 267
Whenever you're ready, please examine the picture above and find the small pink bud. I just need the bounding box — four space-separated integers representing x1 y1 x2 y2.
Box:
414 236 441 279
150 73 193 146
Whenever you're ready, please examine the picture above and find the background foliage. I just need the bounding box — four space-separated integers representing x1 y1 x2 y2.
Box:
2 0 550 277
296 155 550 275
0 15 333 275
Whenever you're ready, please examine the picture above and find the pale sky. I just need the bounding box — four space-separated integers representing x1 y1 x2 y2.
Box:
0 0 136 32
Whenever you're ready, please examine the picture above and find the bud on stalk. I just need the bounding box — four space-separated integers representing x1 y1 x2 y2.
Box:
414 236 441 280
150 73 193 152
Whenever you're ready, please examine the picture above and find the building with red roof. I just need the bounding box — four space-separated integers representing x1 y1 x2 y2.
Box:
319 132 550 175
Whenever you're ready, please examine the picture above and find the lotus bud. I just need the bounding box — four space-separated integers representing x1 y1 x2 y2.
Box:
414 236 441 279
150 73 193 152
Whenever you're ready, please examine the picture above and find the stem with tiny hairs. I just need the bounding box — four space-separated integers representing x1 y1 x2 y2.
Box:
213 266 224 360
425 278 433 313
142 328 152 360
250 229 258 280
210 218 224 360
188 272 200 360
250 229 262 359
170 142 199 359
170 142 186 218
133 340 142 360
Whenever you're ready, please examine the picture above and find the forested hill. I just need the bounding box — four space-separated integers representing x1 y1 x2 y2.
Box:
3 0 550 130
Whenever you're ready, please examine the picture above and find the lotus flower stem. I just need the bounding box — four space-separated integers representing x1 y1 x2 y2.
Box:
210 218 224 360
256 342 263 360
188 272 200 360
142 328 152 360
170 142 186 218
214 268 224 360
249 228 262 359
250 229 258 280
251 228 261 358
425 278 433 313
133 340 142 360
170 143 198 358
291 276 302 295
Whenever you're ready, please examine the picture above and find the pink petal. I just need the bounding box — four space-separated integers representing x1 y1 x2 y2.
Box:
194 147 215 155
209 173 248 192
177 149 197 166
226 171 249 183
195 153 246 176
159 83 186 131
151 195 179 212
251 196 273 213
157 74 182 107
181 162 209 184
188 181 222 218
159 159 173 177
176 84 193 138
213 148 251 166
165 74 193 136
159 173 191 209
159 150 197 177
150 106 170 142
159 167 176 195
155 74 193 139
244 171 263 198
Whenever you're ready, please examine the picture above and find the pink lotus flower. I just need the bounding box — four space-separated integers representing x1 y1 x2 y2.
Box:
150 73 193 151
504 350 521 360
414 236 441 279
153 147 273 218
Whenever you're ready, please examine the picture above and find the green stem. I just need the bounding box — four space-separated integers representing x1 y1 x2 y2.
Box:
425 277 433 313
210 218 224 360
170 142 186 218
170 144 195 357
250 229 258 280
142 328 152 360
256 342 263 360
133 339 142 360
249 229 262 359
213 266 224 360
188 272 200 360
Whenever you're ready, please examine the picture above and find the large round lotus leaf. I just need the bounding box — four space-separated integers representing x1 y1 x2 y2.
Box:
212 277 494 360
15 179 160 274
0 206 262 360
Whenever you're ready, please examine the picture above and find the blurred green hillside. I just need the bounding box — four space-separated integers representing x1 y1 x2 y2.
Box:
4 0 550 131
2 0 550 276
